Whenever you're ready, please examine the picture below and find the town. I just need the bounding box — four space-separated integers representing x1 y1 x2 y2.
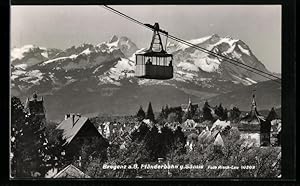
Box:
10 92 281 178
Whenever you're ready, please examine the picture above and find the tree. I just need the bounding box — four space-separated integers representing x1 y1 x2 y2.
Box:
202 101 213 121
156 106 167 125
166 127 281 178
44 122 67 171
11 96 48 178
229 107 241 121
27 113 49 177
160 106 165 118
11 96 27 177
164 105 169 118
146 126 160 161
173 126 186 154
266 107 279 121
146 102 155 122
167 107 184 123
131 123 150 142
167 113 178 123
83 139 150 178
215 104 224 119
136 106 146 121
192 108 202 122
222 108 228 121
77 136 108 170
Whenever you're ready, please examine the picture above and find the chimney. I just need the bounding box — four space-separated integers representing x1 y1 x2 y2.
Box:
72 114 75 127
65 114 70 120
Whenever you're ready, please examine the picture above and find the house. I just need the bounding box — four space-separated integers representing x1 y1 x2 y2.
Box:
98 121 129 140
240 132 260 147
267 108 281 146
182 119 197 131
52 164 90 178
239 93 270 147
210 119 231 132
214 133 224 147
186 120 230 151
24 92 46 124
239 94 265 126
56 113 108 161
197 126 212 144
186 128 226 152
164 121 180 131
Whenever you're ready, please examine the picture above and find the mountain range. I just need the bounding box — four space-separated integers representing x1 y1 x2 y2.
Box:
10 34 281 121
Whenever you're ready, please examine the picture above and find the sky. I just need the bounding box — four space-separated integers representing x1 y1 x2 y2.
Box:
11 5 281 73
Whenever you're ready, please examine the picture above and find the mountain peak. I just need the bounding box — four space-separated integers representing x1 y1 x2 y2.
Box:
211 34 220 38
224 35 234 40
11 44 41 61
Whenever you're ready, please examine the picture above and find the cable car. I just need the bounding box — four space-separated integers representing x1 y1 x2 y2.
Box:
135 23 173 80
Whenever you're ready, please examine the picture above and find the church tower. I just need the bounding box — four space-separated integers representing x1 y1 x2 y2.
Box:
25 92 46 124
250 93 258 117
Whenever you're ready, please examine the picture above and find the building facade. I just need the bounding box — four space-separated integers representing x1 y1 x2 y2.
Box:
56 114 109 162
25 92 46 124
239 93 270 146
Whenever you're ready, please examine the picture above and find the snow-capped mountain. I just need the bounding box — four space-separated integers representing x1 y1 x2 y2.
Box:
168 34 271 85
10 35 280 120
11 45 62 69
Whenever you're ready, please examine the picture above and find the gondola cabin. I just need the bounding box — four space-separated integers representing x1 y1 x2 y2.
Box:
135 23 173 80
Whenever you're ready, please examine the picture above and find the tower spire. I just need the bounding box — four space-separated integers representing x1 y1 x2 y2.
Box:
251 90 257 112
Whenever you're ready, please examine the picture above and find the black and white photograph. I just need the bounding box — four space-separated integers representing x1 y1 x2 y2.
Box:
10 5 284 179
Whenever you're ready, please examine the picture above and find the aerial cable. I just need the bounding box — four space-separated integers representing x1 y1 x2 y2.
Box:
102 5 281 84
165 33 169 51
102 5 280 82
168 35 281 81
166 36 282 83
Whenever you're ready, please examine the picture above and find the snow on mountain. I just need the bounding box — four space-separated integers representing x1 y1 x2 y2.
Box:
167 34 271 85
194 58 221 73
43 55 77 65
11 44 36 61
167 35 213 52
11 45 62 69
97 58 135 86
168 34 225 73
215 36 239 48
14 64 28 70
10 36 141 95
10 34 281 120
245 77 257 84
80 48 92 55
18 70 44 85
11 69 26 81
177 62 199 72
231 75 257 86
11 34 275 102
237 45 251 56
97 35 139 58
